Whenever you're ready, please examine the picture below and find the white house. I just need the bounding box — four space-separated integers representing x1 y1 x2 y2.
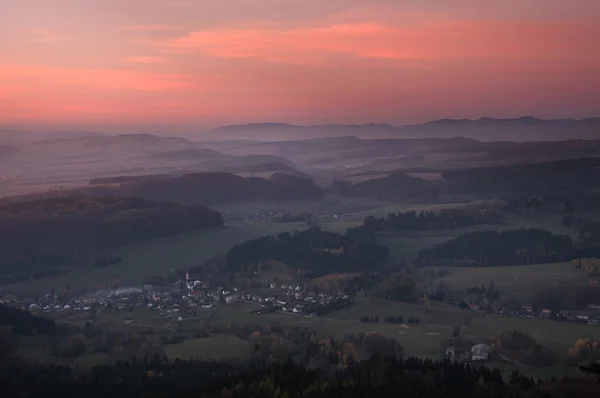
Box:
471 343 490 361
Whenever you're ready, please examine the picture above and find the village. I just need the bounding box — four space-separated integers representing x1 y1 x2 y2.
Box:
0 273 354 325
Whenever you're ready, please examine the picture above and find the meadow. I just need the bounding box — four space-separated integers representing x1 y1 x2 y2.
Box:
430 262 590 302
3 223 306 295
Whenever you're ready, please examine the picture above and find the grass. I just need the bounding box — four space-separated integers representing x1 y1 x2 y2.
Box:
186 298 469 359
160 334 251 360
431 262 588 302
4 223 305 295
461 314 600 354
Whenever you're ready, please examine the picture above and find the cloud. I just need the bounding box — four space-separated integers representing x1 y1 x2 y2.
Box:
165 19 600 66
28 30 57 43
123 56 166 64
0 64 197 91
125 24 180 32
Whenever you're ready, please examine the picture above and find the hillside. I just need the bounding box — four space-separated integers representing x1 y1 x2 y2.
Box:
330 172 438 201
83 172 323 205
441 157 600 196
0 196 224 285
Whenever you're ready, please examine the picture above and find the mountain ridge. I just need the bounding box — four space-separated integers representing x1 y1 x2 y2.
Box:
204 117 600 142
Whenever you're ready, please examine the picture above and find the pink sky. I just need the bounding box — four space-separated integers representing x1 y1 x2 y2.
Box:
1 0 599 128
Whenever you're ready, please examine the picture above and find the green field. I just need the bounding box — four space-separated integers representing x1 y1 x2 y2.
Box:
179 298 467 359
431 262 591 302
3 223 306 295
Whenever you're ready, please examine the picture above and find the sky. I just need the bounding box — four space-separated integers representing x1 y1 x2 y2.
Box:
1 0 600 129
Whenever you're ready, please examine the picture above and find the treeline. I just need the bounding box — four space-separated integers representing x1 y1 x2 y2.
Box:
0 197 223 285
572 258 600 277
330 172 438 201
359 209 499 233
416 229 572 267
308 273 417 303
495 330 557 367
442 158 600 197
360 316 420 324
567 339 600 366
85 172 323 205
0 355 548 398
331 158 600 204
225 228 389 277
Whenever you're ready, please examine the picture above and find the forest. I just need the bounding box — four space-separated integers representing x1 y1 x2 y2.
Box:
331 158 600 203
225 228 390 277
0 354 555 398
359 209 498 232
0 197 224 285
441 158 600 197
85 172 324 205
416 229 573 266
330 172 438 201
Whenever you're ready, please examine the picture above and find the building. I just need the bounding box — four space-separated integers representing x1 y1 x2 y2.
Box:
446 346 456 357
471 343 490 361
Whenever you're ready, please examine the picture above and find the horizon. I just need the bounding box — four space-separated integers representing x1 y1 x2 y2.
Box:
3 115 600 137
2 0 599 128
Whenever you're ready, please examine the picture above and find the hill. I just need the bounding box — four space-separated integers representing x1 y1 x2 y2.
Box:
81 172 322 205
225 227 389 277
0 196 224 285
204 117 600 142
0 144 21 160
149 148 228 161
330 172 437 201
441 157 600 196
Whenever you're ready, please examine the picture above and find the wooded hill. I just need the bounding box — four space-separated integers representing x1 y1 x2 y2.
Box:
416 229 573 267
85 172 324 205
0 197 223 285
225 227 390 277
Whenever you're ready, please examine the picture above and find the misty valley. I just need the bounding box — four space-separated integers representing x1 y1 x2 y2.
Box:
1 118 600 398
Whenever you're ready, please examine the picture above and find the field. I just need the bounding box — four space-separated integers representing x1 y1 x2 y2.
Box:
3 223 306 295
374 213 574 263
431 262 591 302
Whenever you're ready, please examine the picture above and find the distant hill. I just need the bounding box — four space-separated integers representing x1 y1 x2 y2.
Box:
329 157 600 202
0 144 21 160
149 148 228 161
89 173 323 205
83 172 323 205
30 133 194 157
330 172 437 201
204 117 600 142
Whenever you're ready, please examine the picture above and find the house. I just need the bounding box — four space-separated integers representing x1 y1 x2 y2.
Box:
471 343 490 361
446 346 457 357
540 308 552 318
521 305 533 314
293 305 305 313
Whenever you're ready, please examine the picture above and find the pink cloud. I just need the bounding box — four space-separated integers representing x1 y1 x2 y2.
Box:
125 24 180 32
0 64 197 91
166 19 600 66
123 56 166 64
